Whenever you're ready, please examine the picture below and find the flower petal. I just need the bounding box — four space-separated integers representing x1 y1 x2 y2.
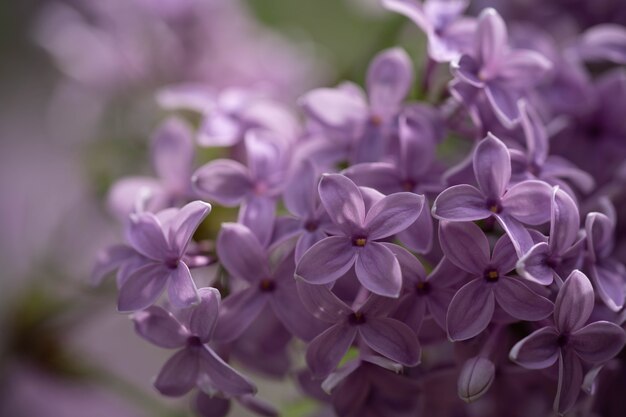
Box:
475 8 508 71
473 133 511 199
154 349 199 397
516 242 554 285
192 160 251 206
117 263 169 312
365 192 424 240
239 196 276 247
590 260 626 312
168 201 212 257
359 317 420 366
484 81 521 127
217 223 269 283
190 288 221 342
397 202 434 254
519 100 548 165
355 242 402 298
554 350 584 415
299 88 367 132
212 287 268 343
381 0 430 32
457 357 496 403
549 188 579 255
132 306 188 348
296 280 352 323
91 244 137 286
167 262 199 309
446 278 495 341
127 212 171 261
367 47 414 118
306 324 357 378
439 221 490 275
502 180 552 225
555 270 594 333
199 346 256 395
498 49 553 89
494 276 553 321
318 174 365 233
296 236 358 285
495 214 534 257
151 117 194 191
509 326 560 369
570 321 626 363
283 159 317 218
432 184 490 221
343 162 402 194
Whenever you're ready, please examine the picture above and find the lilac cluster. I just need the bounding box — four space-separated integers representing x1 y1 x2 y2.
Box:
93 2 626 416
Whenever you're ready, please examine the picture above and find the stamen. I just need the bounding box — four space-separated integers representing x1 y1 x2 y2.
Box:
416 281 431 295
484 269 499 282
353 237 367 247
349 312 366 325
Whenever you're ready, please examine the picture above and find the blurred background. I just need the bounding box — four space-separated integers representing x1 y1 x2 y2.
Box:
1 0 625 416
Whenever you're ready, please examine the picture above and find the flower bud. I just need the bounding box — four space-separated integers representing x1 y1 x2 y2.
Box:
457 357 496 403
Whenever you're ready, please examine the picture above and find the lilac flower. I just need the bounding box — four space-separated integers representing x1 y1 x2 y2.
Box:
510 101 595 195
300 48 413 164
297 282 420 378
116 201 211 312
382 0 476 62
432 133 552 256
440 221 554 341
213 223 325 342
343 104 443 253
296 174 424 297
132 288 256 397
585 210 626 311
451 8 552 126
509 270 626 414
457 356 496 403
577 24 626 64
107 117 195 219
517 187 584 286
271 159 332 261
194 391 278 417
192 129 289 246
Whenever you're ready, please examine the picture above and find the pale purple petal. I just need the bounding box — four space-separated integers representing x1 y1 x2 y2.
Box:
519 100 548 165
318 174 365 233
343 162 401 194
549 188 579 255
381 0 430 32
476 8 508 70
151 117 194 191
355 242 402 298
578 24 626 64
299 88 367 132
192 160 251 205
91 244 136 286
367 47 413 117
432 184 490 221
447 278 495 341
296 280 352 323
283 159 317 218
127 212 171 261
239 196 276 247
473 133 511 199
542 156 595 193
484 82 521 127
589 261 625 312
502 180 552 225
516 242 554 285
453 55 484 87
190 288 221 342
495 214 534 257
217 223 269 283
168 201 211 256
295 229 327 262
244 130 286 183
199 347 256 395
306 324 357 378
498 50 553 89
365 192 424 240
494 276 553 321
439 221 490 275
490 233 518 274
397 203 434 254
509 327 560 369
554 351 583 415
296 237 357 285
585 212 614 262
554 270 594 333
132 306 188 348
167 262 199 309
570 321 626 363
154 349 199 396
107 177 165 220
117 263 169 312
212 287 267 343
359 318 420 366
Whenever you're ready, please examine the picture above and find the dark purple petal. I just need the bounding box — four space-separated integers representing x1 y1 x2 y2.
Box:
590 260 626 312
151 117 194 191
484 82 520 127
295 229 327 262
306 324 357 378
516 242 554 285
192 160 251 205
318 174 365 233
359 318 420 366
439 221 489 275
217 223 269 283
154 348 199 396
194 393 231 417
494 276 553 321
367 47 413 117
446 278 495 341
397 203 434 254
549 188 579 255
578 24 626 64
238 395 279 417
127 212 171 261
457 357 496 403
355 242 402 298
473 133 511 199
453 55 484 87
271 278 327 341
365 192 424 240
570 321 626 363
495 214 534 257
117 263 169 312
296 236 357 285
585 212 614 262
212 287 268 343
490 233 518 274
167 262 199 309
509 327 560 369
132 306 188 348
190 288 221 342
502 180 552 225
542 156 595 193
554 351 583 415
554 270 594 333
199 346 256 395
168 201 211 257
296 280 352 323
432 184 490 221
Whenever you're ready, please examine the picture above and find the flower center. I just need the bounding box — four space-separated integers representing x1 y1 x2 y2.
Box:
166 259 180 269
304 219 319 232
485 199 502 214
484 268 499 282
187 336 203 347
259 279 276 292
416 281 431 295
352 236 367 247
370 114 383 127
557 334 569 347
348 312 366 325
401 179 416 192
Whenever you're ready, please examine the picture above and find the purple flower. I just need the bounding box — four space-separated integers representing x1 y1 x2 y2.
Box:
577 24 626 64
585 210 626 311
440 221 554 341
382 0 476 62
296 174 424 297
451 8 552 126
193 391 278 417
298 282 420 378
116 201 211 312
132 288 256 397
213 223 325 342
432 133 552 256
192 129 290 246
509 270 626 414
107 117 195 219
517 187 584 286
